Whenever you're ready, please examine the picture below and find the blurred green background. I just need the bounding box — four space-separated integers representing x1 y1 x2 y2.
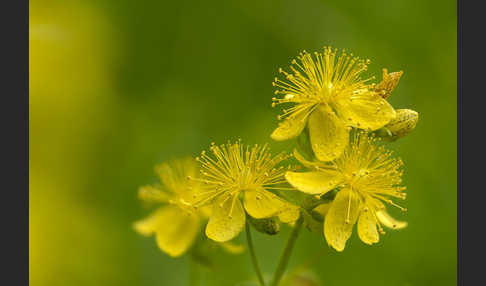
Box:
29 0 456 285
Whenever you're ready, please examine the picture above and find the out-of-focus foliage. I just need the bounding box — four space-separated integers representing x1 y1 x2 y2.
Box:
29 0 456 285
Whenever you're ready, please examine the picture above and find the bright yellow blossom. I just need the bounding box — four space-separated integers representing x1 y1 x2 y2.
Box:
134 158 208 257
191 141 294 242
285 132 407 251
271 47 396 161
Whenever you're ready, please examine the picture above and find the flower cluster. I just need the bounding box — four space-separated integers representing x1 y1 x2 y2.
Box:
134 46 419 284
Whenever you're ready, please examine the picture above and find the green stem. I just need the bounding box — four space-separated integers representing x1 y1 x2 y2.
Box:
246 221 266 286
269 216 304 286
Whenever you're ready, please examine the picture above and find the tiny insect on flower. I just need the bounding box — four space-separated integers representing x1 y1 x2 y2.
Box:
375 68 404 99
271 47 397 162
190 140 297 242
285 132 407 251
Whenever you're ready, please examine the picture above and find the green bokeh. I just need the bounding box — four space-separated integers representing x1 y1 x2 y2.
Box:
30 0 456 285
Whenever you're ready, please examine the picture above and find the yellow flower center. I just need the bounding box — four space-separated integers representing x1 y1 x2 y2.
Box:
190 141 290 208
271 46 374 121
334 132 407 211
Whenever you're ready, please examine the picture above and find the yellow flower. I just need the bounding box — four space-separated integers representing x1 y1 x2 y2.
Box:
191 141 293 242
285 132 407 251
271 47 396 161
133 157 207 257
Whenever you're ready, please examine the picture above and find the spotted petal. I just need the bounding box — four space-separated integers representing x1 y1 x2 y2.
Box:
244 188 288 219
357 209 379 245
308 105 349 161
285 170 343 195
278 203 301 224
271 109 310 141
334 91 396 131
206 195 245 242
324 189 360 252
376 209 408 230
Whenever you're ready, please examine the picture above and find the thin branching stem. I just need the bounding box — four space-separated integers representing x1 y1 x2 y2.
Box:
246 221 266 286
269 215 304 286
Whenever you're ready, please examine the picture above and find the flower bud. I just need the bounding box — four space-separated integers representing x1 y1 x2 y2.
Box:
377 109 418 141
376 68 403 99
248 216 280 235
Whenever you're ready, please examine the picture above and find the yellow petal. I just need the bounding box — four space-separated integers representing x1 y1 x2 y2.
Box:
285 171 343 195
271 109 309 141
205 195 245 242
198 205 213 219
313 202 332 217
219 242 245 254
138 185 171 203
324 189 360 252
308 105 349 161
133 208 166 236
376 209 408 230
293 148 326 169
244 188 288 219
153 206 200 257
278 203 301 224
357 209 379 245
334 91 396 131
